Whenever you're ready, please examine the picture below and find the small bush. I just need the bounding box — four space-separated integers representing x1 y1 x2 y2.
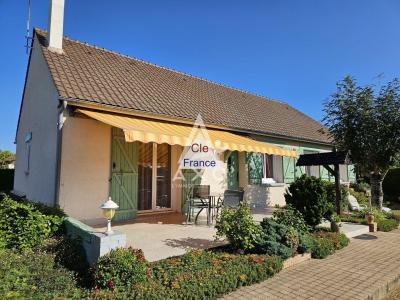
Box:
377 219 399 232
298 232 314 254
94 247 149 290
40 236 90 286
254 218 299 259
0 194 65 250
324 181 349 214
311 237 335 259
215 202 262 252
312 231 349 250
0 248 80 299
285 175 333 228
273 205 310 233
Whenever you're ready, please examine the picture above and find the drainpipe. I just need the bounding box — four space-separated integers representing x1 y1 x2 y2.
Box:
54 100 67 207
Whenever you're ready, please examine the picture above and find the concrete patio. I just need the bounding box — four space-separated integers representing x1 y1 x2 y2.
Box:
95 208 368 262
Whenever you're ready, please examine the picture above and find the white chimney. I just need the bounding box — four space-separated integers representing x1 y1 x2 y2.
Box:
47 0 65 53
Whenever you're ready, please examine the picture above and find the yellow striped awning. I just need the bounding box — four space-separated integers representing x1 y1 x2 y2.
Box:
76 109 297 157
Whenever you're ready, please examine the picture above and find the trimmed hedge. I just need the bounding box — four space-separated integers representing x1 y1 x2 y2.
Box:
383 168 400 199
0 248 81 299
0 193 65 250
377 219 400 232
92 249 283 299
0 169 14 192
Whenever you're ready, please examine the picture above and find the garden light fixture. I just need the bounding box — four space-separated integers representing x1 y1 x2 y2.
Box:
100 197 119 234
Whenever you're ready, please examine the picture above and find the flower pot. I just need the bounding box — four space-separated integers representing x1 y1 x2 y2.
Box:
366 213 374 224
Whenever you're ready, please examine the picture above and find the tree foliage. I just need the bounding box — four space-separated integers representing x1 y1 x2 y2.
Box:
323 76 400 208
0 150 15 169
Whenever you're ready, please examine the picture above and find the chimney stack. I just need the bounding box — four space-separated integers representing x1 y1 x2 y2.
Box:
47 0 64 53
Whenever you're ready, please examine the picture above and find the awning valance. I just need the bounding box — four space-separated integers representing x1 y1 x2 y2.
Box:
76 109 297 157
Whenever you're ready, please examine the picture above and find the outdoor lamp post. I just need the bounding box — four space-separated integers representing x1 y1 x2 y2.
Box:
100 197 119 235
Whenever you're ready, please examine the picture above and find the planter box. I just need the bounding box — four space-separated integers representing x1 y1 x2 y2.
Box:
283 253 311 269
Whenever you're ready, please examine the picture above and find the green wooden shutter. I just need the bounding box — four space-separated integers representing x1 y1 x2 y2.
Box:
246 152 263 185
110 128 139 221
283 156 295 183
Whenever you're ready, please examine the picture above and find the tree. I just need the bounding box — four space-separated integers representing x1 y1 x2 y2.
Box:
323 76 400 210
0 150 15 169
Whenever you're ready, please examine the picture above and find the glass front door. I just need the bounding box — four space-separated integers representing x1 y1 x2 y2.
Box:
156 144 171 209
138 143 153 210
137 142 171 211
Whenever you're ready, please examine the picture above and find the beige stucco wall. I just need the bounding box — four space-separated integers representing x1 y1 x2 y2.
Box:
58 117 111 223
14 37 60 206
198 151 228 196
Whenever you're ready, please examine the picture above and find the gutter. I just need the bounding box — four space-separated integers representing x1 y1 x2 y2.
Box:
54 99 67 207
63 97 333 148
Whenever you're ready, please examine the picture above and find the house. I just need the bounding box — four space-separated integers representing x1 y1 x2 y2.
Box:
13 0 355 225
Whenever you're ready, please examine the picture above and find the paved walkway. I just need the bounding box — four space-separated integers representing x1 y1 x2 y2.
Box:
224 230 400 300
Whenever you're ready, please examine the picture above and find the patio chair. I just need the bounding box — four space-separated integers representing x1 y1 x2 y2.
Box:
222 190 244 208
186 185 211 224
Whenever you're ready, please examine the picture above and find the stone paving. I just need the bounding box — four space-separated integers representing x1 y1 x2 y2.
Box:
223 230 400 300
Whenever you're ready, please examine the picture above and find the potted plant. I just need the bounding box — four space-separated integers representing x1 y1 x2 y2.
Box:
365 211 375 224
330 213 342 232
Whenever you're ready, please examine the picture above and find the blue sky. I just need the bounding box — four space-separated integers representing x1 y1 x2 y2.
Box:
1 0 400 151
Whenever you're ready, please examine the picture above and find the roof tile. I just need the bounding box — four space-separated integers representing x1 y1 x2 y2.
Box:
35 28 330 144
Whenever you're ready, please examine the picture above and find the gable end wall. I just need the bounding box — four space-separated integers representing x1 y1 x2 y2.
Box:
13 37 60 206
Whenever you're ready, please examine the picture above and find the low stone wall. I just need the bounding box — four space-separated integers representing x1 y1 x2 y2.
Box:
283 253 312 269
244 184 287 208
64 217 126 265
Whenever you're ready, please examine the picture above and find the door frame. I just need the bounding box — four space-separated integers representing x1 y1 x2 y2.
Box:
109 129 173 215
138 143 172 213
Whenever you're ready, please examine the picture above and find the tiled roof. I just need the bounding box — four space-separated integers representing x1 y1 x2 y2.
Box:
35 28 330 144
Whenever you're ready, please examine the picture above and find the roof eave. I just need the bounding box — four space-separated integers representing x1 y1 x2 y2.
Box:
63 97 333 147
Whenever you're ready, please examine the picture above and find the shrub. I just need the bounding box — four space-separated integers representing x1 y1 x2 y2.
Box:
0 194 65 250
151 250 282 299
0 248 80 299
285 175 333 228
377 219 400 232
298 232 314 254
40 236 90 286
312 231 349 250
94 247 149 290
215 202 262 252
254 218 299 259
340 215 367 225
323 181 349 214
273 205 310 233
311 237 335 259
